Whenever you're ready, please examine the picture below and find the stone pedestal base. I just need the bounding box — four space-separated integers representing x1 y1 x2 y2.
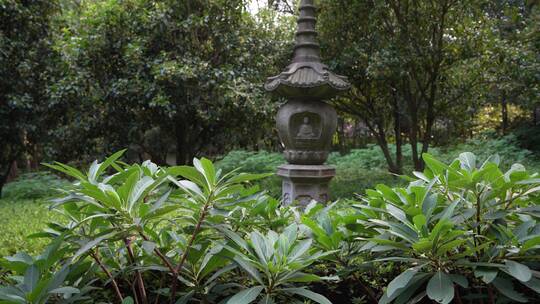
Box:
277 164 335 206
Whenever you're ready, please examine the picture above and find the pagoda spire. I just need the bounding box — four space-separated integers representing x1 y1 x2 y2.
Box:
264 0 350 99
292 0 321 64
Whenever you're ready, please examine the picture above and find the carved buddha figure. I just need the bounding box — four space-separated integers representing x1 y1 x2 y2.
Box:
297 116 315 138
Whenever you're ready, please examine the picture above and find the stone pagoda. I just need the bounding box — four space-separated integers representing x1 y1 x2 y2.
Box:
265 0 350 205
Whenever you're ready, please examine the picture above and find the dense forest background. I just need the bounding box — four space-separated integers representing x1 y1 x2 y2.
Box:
1 0 539 196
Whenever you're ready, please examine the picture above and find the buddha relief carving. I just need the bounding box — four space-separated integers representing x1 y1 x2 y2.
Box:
290 112 321 150
297 117 316 139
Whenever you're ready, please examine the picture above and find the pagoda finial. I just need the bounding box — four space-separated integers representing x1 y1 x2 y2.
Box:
292 0 321 63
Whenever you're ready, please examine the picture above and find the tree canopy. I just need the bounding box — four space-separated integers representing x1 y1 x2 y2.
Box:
0 0 538 193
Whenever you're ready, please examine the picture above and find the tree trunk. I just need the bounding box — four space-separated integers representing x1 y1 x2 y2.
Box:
7 160 18 182
0 161 15 199
408 102 422 171
367 119 399 174
501 91 508 135
175 118 192 165
353 119 360 148
392 98 403 174
337 117 347 155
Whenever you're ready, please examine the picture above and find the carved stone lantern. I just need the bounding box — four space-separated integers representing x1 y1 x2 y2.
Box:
265 0 350 205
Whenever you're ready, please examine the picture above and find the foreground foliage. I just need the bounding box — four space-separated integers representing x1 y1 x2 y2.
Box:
359 152 540 303
1 151 539 303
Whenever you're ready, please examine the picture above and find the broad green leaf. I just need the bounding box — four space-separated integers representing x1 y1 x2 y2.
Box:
167 166 205 186
449 274 468 288
5 252 33 265
128 176 155 211
286 273 323 283
141 241 156 255
522 277 540 294
412 239 432 252
168 177 203 197
226 286 264 304
122 296 134 304
458 152 476 171
23 265 39 292
250 231 269 264
413 214 426 229
199 158 216 186
233 257 264 285
386 265 424 298
522 236 540 252
436 239 467 255
282 288 332 304
219 228 249 251
43 162 86 181
73 232 116 260
370 238 409 250
49 287 80 295
426 271 454 304
393 273 431 304
492 277 527 303
176 291 195 304
96 150 126 179
376 184 401 203
505 260 532 282
149 189 171 213
386 204 412 227
423 153 447 175
288 239 312 262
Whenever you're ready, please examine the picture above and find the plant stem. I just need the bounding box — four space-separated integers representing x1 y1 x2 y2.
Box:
169 196 213 304
91 251 124 303
338 257 378 303
139 231 177 274
487 286 495 304
477 286 485 304
455 286 463 304
352 271 378 303
154 273 166 304
131 280 140 304
125 238 148 304
474 193 482 261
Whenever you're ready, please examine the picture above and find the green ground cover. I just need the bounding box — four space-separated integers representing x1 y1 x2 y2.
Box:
0 199 63 256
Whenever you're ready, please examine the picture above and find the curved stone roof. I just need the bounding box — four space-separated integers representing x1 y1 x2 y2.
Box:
265 63 350 99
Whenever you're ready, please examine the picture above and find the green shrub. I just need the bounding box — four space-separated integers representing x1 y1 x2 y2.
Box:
514 124 540 153
437 135 537 171
0 151 332 304
2 150 539 304
216 150 284 174
2 171 71 200
356 152 540 303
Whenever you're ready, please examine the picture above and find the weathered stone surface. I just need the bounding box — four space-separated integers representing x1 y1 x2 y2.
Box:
277 164 335 206
276 99 337 165
264 0 350 205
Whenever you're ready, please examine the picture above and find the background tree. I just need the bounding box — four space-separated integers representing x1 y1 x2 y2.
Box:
482 0 539 134
319 0 504 172
49 0 294 165
0 0 59 195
